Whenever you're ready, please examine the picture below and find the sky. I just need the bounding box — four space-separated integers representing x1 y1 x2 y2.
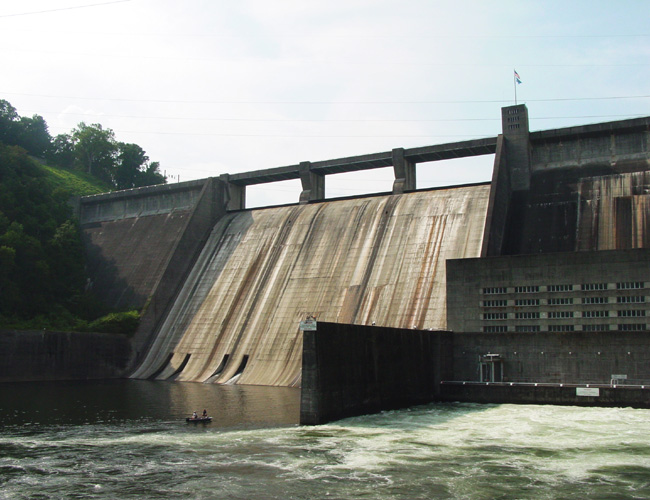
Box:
1 0 649 207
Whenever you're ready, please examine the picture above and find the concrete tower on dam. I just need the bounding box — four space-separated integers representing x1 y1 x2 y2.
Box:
77 105 650 389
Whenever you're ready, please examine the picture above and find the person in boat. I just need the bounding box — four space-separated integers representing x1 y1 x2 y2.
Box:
202 409 208 417
192 411 198 419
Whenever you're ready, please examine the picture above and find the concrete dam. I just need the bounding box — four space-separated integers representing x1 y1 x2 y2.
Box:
129 186 489 386
72 104 650 398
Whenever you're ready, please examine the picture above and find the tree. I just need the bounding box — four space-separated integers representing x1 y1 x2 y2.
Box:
16 114 51 157
115 142 148 190
0 99 166 191
46 220 85 304
0 99 19 146
71 123 117 183
0 102 51 157
115 143 166 189
0 144 85 320
138 160 166 187
47 133 75 169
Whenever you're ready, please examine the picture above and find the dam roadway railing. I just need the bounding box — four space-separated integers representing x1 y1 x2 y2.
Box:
77 111 649 215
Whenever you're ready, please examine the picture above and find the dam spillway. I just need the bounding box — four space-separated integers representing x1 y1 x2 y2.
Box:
130 185 490 386
71 108 650 400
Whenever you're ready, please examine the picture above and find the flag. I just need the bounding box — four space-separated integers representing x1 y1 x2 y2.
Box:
514 70 522 84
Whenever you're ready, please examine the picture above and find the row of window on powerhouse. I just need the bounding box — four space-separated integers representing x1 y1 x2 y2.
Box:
483 282 646 294
484 310 647 320
483 324 646 333
483 296 646 307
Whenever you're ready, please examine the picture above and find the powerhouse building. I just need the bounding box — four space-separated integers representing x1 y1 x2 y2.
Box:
447 105 650 336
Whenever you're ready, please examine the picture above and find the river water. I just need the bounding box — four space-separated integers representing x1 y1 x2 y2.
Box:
1 380 649 499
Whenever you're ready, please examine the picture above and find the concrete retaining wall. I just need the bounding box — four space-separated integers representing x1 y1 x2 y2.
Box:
300 322 453 425
452 331 650 384
530 118 650 174
80 180 207 223
80 179 221 312
300 323 650 424
0 330 131 382
440 383 650 408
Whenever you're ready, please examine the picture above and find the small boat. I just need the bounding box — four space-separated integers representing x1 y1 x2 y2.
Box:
186 416 212 423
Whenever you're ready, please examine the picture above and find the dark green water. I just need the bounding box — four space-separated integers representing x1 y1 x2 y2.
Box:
1 380 649 499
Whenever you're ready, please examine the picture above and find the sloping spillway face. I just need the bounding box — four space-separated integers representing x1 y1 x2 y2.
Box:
131 185 490 386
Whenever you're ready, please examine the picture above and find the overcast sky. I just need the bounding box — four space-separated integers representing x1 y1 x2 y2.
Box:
2 0 648 207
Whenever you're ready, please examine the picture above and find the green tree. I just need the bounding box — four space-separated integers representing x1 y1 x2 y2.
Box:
0 221 50 316
0 101 51 156
47 133 75 168
138 160 166 187
0 99 19 146
115 142 148 190
16 114 51 157
0 144 81 319
71 122 117 183
115 144 166 189
46 220 85 305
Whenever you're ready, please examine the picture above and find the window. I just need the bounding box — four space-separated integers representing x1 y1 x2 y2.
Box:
548 311 574 319
617 282 644 290
483 313 508 320
483 287 507 295
515 299 540 306
549 324 575 332
514 286 539 294
617 296 646 303
548 284 573 292
618 324 647 331
548 298 573 306
583 297 608 305
583 324 609 331
483 325 508 333
515 325 540 332
482 300 508 307
582 283 608 291
583 310 609 318
618 310 646 317
515 312 540 319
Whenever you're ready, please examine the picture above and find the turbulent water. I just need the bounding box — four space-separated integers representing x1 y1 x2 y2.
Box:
1 381 649 499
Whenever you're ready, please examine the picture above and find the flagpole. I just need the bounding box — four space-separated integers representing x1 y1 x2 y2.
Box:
514 70 517 105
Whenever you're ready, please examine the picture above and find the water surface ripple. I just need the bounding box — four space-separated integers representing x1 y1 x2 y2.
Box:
1 380 649 499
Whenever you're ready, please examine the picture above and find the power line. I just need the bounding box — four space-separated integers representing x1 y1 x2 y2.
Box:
1 26 648 39
0 0 131 18
45 129 488 138
19 109 649 123
3 91 650 105
3 47 648 67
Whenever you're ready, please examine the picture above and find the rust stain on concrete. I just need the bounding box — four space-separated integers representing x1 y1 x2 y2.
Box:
132 186 490 386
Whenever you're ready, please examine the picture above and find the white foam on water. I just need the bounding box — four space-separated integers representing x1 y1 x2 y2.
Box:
3 403 650 499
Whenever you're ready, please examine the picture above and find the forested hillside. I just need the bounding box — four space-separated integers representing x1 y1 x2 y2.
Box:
0 99 165 190
0 99 160 332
